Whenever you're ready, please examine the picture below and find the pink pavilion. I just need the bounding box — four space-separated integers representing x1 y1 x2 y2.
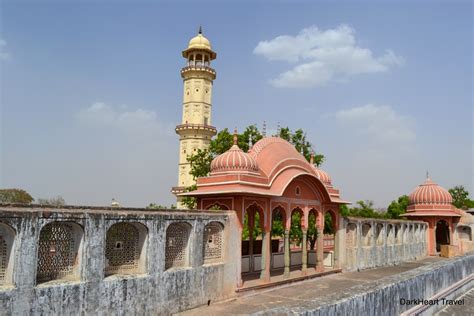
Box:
404 177 473 256
180 133 349 286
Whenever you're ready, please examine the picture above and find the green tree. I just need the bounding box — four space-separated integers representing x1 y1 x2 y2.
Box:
147 203 177 209
290 211 303 246
307 213 318 250
37 196 66 206
340 200 385 219
449 185 472 209
0 189 34 204
386 195 410 219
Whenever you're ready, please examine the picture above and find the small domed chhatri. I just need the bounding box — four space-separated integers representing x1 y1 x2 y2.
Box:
210 130 259 175
408 177 453 205
182 26 217 60
403 175 468 256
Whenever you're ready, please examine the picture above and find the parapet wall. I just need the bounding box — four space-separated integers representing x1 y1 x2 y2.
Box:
0 205 239 315
342 217 428 271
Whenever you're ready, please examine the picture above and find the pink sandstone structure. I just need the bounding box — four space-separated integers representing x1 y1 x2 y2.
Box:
404 177 474 256
180 131 349 286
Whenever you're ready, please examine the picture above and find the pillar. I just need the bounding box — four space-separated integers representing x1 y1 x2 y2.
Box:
316 211 325 272
284 230 290 278
260 226 271 282
301 229 308 275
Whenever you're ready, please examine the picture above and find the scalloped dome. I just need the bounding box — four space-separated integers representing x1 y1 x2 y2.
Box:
210 144 259 174
312 166 332 185
409 177 453 205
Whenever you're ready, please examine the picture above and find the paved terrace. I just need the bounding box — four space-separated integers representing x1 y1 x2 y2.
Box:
179 257 448 315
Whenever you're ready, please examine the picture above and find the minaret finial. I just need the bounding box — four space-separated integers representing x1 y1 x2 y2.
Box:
277 122 281 137
262 121 267 137
233 128 238 145
198 25 203 34
426 170 429 179
248 134 253 149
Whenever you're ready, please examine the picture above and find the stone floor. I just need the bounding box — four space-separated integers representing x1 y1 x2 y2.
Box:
435 288 474 316
178 257 445 315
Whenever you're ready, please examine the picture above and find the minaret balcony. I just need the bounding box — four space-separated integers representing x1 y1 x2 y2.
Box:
175 123 217 135
181 64 216 77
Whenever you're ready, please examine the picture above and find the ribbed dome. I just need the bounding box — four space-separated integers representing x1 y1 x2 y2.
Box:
210 144 259 174
409 177 453 205
312 166 332 185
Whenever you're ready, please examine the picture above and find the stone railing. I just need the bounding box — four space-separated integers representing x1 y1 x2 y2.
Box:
342 217 428 271
0 204 239 315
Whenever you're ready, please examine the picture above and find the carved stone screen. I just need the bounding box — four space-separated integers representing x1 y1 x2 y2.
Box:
203 222 223 262
105 223 140 275
346 223 357 248
37 223 76 283
165 223 190 269
0 236 6 285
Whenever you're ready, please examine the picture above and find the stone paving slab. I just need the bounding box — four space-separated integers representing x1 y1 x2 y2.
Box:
177 257 444 315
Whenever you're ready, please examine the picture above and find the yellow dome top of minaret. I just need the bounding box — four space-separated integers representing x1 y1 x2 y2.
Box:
182 26 217 59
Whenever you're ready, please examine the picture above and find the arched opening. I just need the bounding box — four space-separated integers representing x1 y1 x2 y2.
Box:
375 224 384 246
165 222 192 270
386 224 393 245
436 220 450 252
203 221 224 263
324 211 336 250
289 207 303 269
105 222 148 276
270 206 286 273
241 203 264 278
458 226 472 241
362 223 372 247
37 222 83 284
0 223 15 286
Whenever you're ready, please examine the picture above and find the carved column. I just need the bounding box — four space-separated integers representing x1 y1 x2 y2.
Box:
260 225 271 282
284 230 290 278
316 210 325 272
301 229 308 275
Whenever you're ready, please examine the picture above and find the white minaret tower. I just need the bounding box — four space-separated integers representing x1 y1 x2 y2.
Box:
172 27 217 208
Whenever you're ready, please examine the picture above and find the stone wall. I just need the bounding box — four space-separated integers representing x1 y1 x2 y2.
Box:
0 205 239 315
342 217 428 271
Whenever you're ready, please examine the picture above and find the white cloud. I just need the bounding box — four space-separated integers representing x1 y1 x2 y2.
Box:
332 104 415 146
254 25 404 88
0 39 10 60
77 102 172 140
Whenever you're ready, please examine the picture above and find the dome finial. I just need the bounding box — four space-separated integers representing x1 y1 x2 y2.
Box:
310 150 314 164
233 128 238 145
198 25 203 34
426 170 429 179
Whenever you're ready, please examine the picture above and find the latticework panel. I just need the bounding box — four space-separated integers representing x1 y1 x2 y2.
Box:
203 222 223 262
37 223 75 283
0 237 6 285
165 223 190 269
346 224 357 248
105 223 140 274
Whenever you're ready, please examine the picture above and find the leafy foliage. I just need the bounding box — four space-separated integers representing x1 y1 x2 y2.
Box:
37 196 66 206
449 185 473 210
147 203 177 209
386 195 410 219
0 188 34 204
340 200 386 219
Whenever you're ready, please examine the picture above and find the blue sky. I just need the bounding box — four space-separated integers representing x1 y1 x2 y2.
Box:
1 1 472 208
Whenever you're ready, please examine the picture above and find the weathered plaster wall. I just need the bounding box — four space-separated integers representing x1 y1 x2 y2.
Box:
0 205 239 315
342 217 428 271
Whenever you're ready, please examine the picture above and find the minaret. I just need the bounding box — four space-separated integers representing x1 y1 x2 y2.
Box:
172 27 217 208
